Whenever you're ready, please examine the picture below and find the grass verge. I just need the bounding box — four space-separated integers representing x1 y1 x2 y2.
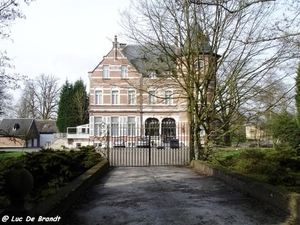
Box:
0 151 26 160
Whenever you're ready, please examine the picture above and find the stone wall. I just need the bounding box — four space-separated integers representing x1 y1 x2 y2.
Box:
32 159 110 223
190 160 300 223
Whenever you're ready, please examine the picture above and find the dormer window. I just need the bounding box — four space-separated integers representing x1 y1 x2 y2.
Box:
13 123 20 130
149 71 156 78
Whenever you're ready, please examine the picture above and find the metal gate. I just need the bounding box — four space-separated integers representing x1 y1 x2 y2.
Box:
105 147 190 167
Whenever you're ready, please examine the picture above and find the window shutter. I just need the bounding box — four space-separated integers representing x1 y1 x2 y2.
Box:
89 116 94 136
136 117 140 136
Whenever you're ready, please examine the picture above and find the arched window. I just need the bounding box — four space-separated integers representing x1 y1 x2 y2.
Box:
161 118 176 142
145 118 159 136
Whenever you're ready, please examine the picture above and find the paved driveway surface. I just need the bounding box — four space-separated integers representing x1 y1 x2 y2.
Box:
64 166 293 225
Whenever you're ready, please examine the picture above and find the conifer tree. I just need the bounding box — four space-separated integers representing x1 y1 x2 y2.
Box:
56 81 76 132
56 80 89 133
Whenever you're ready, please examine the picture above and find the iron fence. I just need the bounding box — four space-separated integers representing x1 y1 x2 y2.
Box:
96 122 190 166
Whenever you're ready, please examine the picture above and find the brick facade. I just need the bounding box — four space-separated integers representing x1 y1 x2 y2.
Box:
88 36 188 142
87 35 219 147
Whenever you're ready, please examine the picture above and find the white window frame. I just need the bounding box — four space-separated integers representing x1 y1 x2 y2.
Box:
103 65 110 78
94 117 105 137
95 89 103 105
128 116 136 136
111 116 119 137
111 89 119 105
165 90 172 105
121 65 128 78
128 89 136 105
148 90 156 105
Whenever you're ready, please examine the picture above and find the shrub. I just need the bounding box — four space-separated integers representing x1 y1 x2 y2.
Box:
208 147 300 193
0 146 103 212
207 149 243 168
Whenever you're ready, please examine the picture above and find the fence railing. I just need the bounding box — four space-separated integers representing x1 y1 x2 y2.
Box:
94 122 190 166
107 147 190 166
103 122 189 149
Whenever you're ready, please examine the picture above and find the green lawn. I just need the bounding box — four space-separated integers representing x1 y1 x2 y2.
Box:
0 151 26 160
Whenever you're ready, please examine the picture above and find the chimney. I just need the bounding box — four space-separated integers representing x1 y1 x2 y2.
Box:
114 35 118 60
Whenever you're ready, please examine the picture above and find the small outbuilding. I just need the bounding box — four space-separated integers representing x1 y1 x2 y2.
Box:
35 119 59 147
0 118 40 147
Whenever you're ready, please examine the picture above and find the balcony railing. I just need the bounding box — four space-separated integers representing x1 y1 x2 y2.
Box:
66 133 90 139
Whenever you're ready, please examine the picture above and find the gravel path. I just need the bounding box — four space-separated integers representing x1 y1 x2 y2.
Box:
64 166 293 225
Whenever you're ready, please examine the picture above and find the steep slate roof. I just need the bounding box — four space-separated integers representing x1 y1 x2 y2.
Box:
121 38 220 76
122 44 149 75
35 120 58 134
122 44 176 76
0 118 37 136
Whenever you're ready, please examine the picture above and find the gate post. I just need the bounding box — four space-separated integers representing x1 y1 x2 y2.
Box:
148 134 151 166
106 126 110 164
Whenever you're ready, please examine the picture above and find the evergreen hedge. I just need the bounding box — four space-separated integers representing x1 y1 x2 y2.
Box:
0 146 102 212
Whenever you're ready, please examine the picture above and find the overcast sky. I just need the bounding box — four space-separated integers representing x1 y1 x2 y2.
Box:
4 0 131 94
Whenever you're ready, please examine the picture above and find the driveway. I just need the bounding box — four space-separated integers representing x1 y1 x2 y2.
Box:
64 166 292 225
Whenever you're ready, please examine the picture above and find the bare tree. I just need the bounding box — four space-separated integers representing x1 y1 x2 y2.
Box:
16 74 61 119
121 0 299 159
0 0 33 116
216 74 295 146
0 0 32 40
0 49 27 117
0 83 13 116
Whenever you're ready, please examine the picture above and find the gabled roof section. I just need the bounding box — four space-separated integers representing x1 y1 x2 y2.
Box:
0 118 35 136
90 36 129 73
90 35 221 75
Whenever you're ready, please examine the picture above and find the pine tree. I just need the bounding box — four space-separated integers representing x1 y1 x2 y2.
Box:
56 80 89 133
56 81 76 132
